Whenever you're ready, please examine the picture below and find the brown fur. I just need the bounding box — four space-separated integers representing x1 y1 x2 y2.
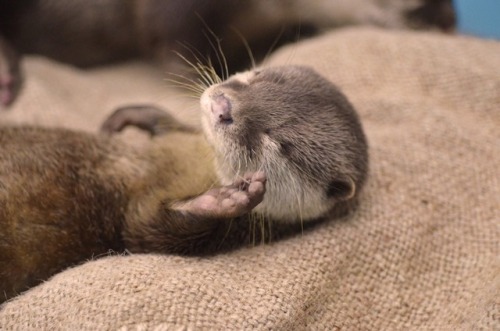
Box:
1 127 130 301
0 126 219 302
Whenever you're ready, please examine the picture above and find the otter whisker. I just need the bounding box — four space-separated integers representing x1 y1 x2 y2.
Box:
179 94 204 100
164 75 200 90
164 84 203 98
217 218 234 250
237 153 243 178
262 25 287 65
176 41 220 87
289 171 305 235
230 26 256 69
195 12 229 81
165 72 207 93
275 67 288 86
177 41 211 71
201 30 229 82
255 162 267 189
172 51 213 89
195 68 214 91
204 58 222 84
164 77 205 96
266 216 273 244
251 214 257 247
259 214 265 245
197 62 218 87
166 93 201 101
282 24 302 69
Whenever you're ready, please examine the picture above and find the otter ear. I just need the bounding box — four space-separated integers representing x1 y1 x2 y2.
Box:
326 177 356 201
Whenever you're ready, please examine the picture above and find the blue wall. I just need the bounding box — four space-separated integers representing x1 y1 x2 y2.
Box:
454 0 500 39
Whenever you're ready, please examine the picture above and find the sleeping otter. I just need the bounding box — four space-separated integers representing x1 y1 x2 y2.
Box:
0 0 456 106
0 65 368 303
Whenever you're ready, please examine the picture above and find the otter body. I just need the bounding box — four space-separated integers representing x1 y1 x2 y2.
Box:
0 126 217 302
0 65 368 303
0 0 456 106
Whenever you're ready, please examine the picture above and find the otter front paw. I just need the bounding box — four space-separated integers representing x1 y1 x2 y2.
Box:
179 172 266 218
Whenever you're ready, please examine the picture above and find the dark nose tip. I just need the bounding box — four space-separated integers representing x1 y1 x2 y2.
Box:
211 94 233 124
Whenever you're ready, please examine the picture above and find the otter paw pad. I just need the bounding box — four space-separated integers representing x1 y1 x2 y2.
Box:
188 171 266 218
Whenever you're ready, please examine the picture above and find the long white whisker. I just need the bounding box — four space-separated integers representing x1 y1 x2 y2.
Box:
195 12 229 81
176 42 216 88
263 25 287 65
198 63 218 86
167 71 206 90
230 26 256 69
173 51 212 89
283 23 302 67
205 58 222 84
164 76 205 95
177 41 211 69
200 30 225 81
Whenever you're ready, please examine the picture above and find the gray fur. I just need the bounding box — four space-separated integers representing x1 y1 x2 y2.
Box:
202 66 368 221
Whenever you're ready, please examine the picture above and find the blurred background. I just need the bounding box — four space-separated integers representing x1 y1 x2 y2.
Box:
455 0 500 39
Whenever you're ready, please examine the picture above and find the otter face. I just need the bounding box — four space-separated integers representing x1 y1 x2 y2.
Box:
200 65 368 222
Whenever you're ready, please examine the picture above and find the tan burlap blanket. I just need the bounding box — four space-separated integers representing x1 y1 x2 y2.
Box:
0 28 499 330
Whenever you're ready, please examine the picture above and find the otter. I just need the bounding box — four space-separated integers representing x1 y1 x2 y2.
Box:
0 0 456 106
0 65 368 303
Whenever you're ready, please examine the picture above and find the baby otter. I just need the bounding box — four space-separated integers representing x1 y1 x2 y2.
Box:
198 67 368 221
0 65 368 303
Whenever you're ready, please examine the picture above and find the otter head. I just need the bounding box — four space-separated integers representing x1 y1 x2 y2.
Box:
200 65 368 223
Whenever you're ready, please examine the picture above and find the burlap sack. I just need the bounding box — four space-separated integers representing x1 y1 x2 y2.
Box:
0 28 499 330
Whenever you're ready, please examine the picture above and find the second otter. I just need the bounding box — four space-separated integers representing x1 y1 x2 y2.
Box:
0 65 368 303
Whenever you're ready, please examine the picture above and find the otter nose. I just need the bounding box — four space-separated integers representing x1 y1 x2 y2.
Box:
211 94 233 124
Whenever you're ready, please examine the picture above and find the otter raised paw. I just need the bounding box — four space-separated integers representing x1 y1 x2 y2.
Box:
175 172 266 219
122 172 267 256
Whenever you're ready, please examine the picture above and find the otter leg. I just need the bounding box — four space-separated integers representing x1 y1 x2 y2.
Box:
0 35 22 107
123 172 266 255
100 105 196 136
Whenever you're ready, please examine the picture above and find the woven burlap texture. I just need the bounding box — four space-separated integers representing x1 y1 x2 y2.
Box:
0 28 499 330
